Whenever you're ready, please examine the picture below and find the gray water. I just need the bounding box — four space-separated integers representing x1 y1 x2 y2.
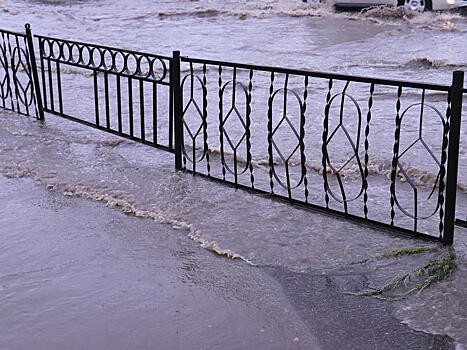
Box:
1 0 467 348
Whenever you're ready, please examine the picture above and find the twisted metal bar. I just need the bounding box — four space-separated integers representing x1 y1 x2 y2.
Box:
267 71 275 194
247 69 254 188
363 83 374 219
202 64 210 176
390 86 403 226
302 75 309 203
218 65 226 181
438 90 451 238
323 78 333 208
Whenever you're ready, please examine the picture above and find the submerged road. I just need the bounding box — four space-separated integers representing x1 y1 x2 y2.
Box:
0 158 456 350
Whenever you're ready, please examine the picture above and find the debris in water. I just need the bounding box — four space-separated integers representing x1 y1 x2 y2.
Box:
345 249 457 301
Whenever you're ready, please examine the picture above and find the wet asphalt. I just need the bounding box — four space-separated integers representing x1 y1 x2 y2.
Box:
0 175 455 350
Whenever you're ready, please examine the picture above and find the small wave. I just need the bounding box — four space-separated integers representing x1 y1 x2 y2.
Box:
53 10 89 24
197 145 467 191
121 8 224 21
402 57 467 69
3 125 128 147
117 1 334 21
0 159 253 264
331 57 466 72
359 6 417 19
349 4 463 28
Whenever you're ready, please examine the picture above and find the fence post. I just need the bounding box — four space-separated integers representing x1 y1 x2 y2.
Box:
172 51 183 170
443 70 464 245
24 24 44 121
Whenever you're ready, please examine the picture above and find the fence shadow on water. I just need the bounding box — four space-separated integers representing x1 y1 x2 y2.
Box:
0 24 465 245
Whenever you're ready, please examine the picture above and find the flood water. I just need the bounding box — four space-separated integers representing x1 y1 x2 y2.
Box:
1 0 467 348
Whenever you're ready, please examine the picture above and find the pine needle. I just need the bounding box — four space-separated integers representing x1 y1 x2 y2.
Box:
380 246 437 258
345 250 456 301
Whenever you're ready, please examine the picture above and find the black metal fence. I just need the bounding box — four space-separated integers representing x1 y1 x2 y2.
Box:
0 25 43 120
0 24 465 244
36 34 173 152
174 56 464 245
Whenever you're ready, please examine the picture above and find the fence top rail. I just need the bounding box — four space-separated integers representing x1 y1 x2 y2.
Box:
181 56 453 92
0 28 27 38
35 34 171 61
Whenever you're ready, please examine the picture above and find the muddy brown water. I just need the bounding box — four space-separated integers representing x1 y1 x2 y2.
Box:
1 0 467 348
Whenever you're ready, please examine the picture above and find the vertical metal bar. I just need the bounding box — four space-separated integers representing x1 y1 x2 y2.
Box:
218 65 226 180
116 75 122 133
93 69 99 126
286 163 292 199
0 33 8 110
234 149 238 186
153 82 157 144
202 63 210 176
419 89 425 139
267 71 275 194
40 57 47 109
414 189 418 232
0 33 7 109
172 51 183 170
301 75 308 203
38 38 47 110
139 79 145 141
363 83 374 219
47 57 54 112
8 33 21 113
283 74 290 198
390 85 403 226
443 71 464 245
17 37 30 116
247 69 254 188
56 61 63 114
3 33 15 111
12 35 21 114
189 62 196 173
0 47 5 108
322 78 333 208
169 76 173 150
128 76 134 137
438 91 450 239
104 71 110 129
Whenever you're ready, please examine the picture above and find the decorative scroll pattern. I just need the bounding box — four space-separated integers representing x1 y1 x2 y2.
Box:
218 67 253 186
0 30 36 116
37 36 169 83
267 74 307 199
390 89 448 232
322 81 365 214
37 34 173 151
181 63 208 173
177 55 457 241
